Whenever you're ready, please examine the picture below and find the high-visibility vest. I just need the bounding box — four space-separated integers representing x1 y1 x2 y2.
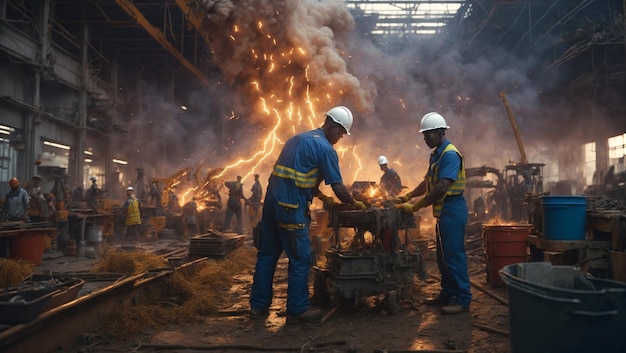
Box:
428 143 466 217
125 197 141 225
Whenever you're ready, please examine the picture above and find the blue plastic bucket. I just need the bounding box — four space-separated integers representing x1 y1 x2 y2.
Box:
541 196 587 240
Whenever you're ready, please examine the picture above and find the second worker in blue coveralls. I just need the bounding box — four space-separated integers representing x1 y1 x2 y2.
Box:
396 112 471 315
249 105 367 324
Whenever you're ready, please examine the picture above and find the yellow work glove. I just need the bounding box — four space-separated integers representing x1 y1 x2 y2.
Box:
317 194 335 208
396 198 428 213
352 200 367 211
395 192 412 204
412 198 428 211
397 202 414 213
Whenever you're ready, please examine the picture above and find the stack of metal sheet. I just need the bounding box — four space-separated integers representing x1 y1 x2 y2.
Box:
188 229 245 259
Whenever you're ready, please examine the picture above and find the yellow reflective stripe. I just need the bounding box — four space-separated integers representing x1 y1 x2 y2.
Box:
278 201 298 209
273 165 318 188
430 143 466 217
278 222 306 230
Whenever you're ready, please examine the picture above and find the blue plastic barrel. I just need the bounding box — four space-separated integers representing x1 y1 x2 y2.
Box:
541 195 587 240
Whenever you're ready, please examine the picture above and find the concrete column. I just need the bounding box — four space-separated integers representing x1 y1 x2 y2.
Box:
74 23 89 187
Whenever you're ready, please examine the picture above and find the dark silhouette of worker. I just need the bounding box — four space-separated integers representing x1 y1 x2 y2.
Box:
224 175 246 234
84 177 100 210
166 186 181 213
182 197 199 239
27 175 47 221
248 174 263 227
148 181 162 215
71 184 84 208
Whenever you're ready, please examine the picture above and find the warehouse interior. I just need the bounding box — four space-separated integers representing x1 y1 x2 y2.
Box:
1 0 624 199
1 1 626 352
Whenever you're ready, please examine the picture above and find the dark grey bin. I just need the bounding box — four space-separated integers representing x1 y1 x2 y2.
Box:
500 262 626 353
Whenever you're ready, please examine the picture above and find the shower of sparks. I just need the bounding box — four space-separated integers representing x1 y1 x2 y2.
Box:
199 1 372 186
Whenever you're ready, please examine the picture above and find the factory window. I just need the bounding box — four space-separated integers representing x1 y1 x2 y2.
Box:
41 140 70 169
608 133 626 174
583 142 596 186
0 138 17 182
0 125 17 182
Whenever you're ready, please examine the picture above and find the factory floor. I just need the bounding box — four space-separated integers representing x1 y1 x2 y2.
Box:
42 226 513 353
37 237 191 274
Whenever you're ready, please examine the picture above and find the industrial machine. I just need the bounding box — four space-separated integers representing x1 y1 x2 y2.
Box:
465 163 545 224
463 92 546 224
312 182 424 314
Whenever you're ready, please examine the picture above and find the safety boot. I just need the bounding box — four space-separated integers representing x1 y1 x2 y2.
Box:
249 308 269 320
286 308 323 325
422 295 452 306
441 303 469 315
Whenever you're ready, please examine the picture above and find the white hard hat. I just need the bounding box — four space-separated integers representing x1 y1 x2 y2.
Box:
126 186 134 191
378 155 388 165
326 106 353 135
419 112 450 132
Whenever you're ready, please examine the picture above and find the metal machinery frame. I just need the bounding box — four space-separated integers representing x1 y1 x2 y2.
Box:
313 203 424 314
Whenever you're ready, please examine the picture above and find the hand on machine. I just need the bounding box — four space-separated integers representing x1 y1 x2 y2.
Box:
394 192 412 204
317 194 336 210
395 198 427 213
351 200 367 211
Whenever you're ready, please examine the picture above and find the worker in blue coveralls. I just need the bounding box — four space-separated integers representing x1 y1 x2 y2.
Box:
249 106 367 325
396 112 471 315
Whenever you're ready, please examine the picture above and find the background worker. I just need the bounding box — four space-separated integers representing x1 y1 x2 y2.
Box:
121 186 141 240
166 185 181 213
224 175 246 234
249 105 367 325
84 177 100 210
27 174 47 222
396 112 471 315
1 178 30 257
71 183 83 208
378 155 403 197
248 173 263 227
148 181 162 215
182 197 199 239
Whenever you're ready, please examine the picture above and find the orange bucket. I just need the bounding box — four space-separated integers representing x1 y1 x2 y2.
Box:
483 225 531 287
10 232 46 265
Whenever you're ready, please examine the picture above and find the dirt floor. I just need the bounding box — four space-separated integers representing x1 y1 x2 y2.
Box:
64 224 513 353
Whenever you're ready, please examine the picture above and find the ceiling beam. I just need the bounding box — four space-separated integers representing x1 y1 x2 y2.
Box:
174 0 214 52
112 0 210 86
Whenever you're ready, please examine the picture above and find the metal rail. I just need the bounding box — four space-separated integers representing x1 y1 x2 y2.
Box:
0 257 208 353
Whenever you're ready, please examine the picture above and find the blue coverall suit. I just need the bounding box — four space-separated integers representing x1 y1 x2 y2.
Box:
250 128 343 316
429 139 472 307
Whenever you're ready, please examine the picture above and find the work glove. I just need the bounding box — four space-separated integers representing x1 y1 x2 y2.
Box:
396 198 428 213
412 198 428 211
396 202 415 213
352 200 367 211
395 192 412 204
317 194 335 208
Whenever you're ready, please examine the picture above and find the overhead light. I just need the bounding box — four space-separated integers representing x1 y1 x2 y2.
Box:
0 130 9 135
84 158 93 163
84 150 93 155
180 105 187 111
113 159 128 165
44 140 70 150
0 125 13 133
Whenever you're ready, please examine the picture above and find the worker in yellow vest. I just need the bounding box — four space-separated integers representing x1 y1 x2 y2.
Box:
396 112 471 315
121 186 141 240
